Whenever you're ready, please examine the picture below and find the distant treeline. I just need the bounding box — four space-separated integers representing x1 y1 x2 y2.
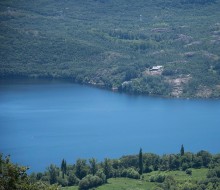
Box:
1 146 220 190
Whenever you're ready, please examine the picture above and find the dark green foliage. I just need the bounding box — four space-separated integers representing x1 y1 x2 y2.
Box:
57 176 68 187
207 166 220 178
182 163 190 171
68 171 79 186
180 145 185 156
121 168 140 179
139 148 143 175
95 170 107 184
120 155 139 168
192 156 203 168
150 174 166 183
102 158 113 179
158 175 177 190
61 159 67 179
168 154 181 170
0 154 59 190
47 164 58 184
181 152 193 166
197 150 212 167
143 153 160 171
0 154 30 189
186 169 192 175
78 174 104 190
210 154 220 168
89 158 98 176
75 159 88 180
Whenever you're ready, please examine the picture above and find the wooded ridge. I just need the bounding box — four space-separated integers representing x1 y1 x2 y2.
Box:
1 0 220 98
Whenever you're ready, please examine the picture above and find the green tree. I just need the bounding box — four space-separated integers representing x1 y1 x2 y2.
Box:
160 175 177 189
0 154 59 190
61 159 67 179
68 171 79 186
180 144 185 156
168 154 180 170
48 164 58 184
192 156 203 168
96 169 107 184
89 158 98 176
75 159 88 180
197 150 212 167
139 148 143 175
103 158 112 179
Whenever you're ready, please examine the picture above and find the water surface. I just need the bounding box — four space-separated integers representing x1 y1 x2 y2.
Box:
0 79 219 172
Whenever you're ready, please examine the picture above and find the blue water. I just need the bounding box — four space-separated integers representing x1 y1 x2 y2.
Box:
0 79 220 172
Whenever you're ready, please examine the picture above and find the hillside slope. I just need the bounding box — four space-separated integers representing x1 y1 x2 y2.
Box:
1 0 220 98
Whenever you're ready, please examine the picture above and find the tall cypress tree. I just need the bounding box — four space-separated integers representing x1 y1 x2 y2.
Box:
180 144 185 156
61 159 66 179
139 148 143 175
64 160 67 175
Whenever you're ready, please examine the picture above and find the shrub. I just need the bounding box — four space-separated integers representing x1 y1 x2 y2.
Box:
182 163 190 171
150 174 166 183
145 165 154 173
95 170 107 184
57 176 68 187
121 168 140 179
68 172 79 186
207 166 220 178
78 175 103 190
186 169 192 175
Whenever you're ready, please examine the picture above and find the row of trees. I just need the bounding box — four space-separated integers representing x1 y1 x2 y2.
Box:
27 145 220 189
1 145 220 190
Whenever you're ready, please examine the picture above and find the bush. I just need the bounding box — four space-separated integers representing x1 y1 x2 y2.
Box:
78 175 104 190
186 169 192 175
150 174 166 183
181 182 198 190
57 176 68 187
145 165 154 173
95 170 107 184
121 168 140 179
68 172 79 186
207 166 220 178
182 163 190 171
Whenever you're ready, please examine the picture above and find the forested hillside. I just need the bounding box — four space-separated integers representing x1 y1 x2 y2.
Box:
1 0 220 98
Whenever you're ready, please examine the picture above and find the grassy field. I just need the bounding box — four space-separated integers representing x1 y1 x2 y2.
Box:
62 168 208 190
96 178 155 190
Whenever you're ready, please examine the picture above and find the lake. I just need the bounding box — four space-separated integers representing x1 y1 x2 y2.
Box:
0 79 220 172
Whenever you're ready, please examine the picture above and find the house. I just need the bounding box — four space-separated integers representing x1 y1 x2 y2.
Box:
149 66 163 71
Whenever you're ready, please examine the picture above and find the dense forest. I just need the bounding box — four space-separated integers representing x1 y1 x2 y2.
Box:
1 146 220 190
1 0 220 98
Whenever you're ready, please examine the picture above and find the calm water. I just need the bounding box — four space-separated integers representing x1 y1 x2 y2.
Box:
0 79 220 172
